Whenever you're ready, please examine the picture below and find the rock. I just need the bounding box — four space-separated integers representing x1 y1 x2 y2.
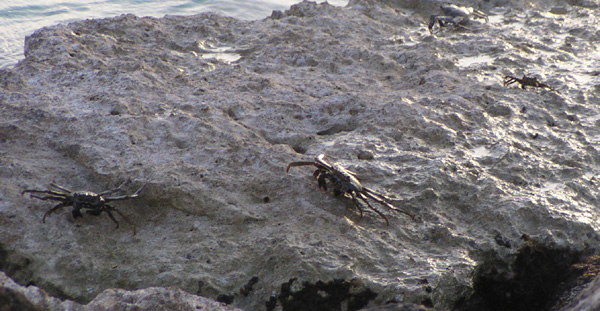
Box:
550 254 600 311
86 287 242 311
0 271 240 310
558 275 600 311
1 0 600 310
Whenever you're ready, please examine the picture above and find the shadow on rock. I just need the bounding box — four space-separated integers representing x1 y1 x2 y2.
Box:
457 236 583 311
266 278 377 311
0 287 41 311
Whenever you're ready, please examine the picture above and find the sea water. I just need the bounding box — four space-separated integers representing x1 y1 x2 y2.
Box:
0 0 348 69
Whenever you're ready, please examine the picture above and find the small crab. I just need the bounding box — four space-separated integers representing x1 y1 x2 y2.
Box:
22 180 145 235
429 4 489 34
503 75 560 93
286 154 414 225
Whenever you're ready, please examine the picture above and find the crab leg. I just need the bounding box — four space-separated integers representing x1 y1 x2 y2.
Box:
49 183 73 193
286 161 317 172
107 206 137 236
99 179 131 196
356 193 390 226
350 193 365 218
503 76 520 87
104 184 145 202
42 202 72 223
455 23 473 31
22 189 68 198
362 188 415 219
362 187 396 204
539 83 560 94
24 194 67 202
103 208 120 230
473 9 489 22
315 171 330 193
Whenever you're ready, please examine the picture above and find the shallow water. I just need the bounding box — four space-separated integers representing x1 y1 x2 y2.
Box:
0 0 348 69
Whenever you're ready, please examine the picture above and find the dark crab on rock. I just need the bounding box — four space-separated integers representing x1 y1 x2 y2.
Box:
429 4 489 34
286 154 414 225
503 75 560 93
22 180 145 235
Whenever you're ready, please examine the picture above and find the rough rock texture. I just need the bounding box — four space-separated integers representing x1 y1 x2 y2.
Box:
0 271 241 310
558 274 600 311
1 0 599 310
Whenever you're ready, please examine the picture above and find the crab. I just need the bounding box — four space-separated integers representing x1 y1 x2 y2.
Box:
429 4 489 34
503 75 560 93
22 180 145 235
286 154 414 225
